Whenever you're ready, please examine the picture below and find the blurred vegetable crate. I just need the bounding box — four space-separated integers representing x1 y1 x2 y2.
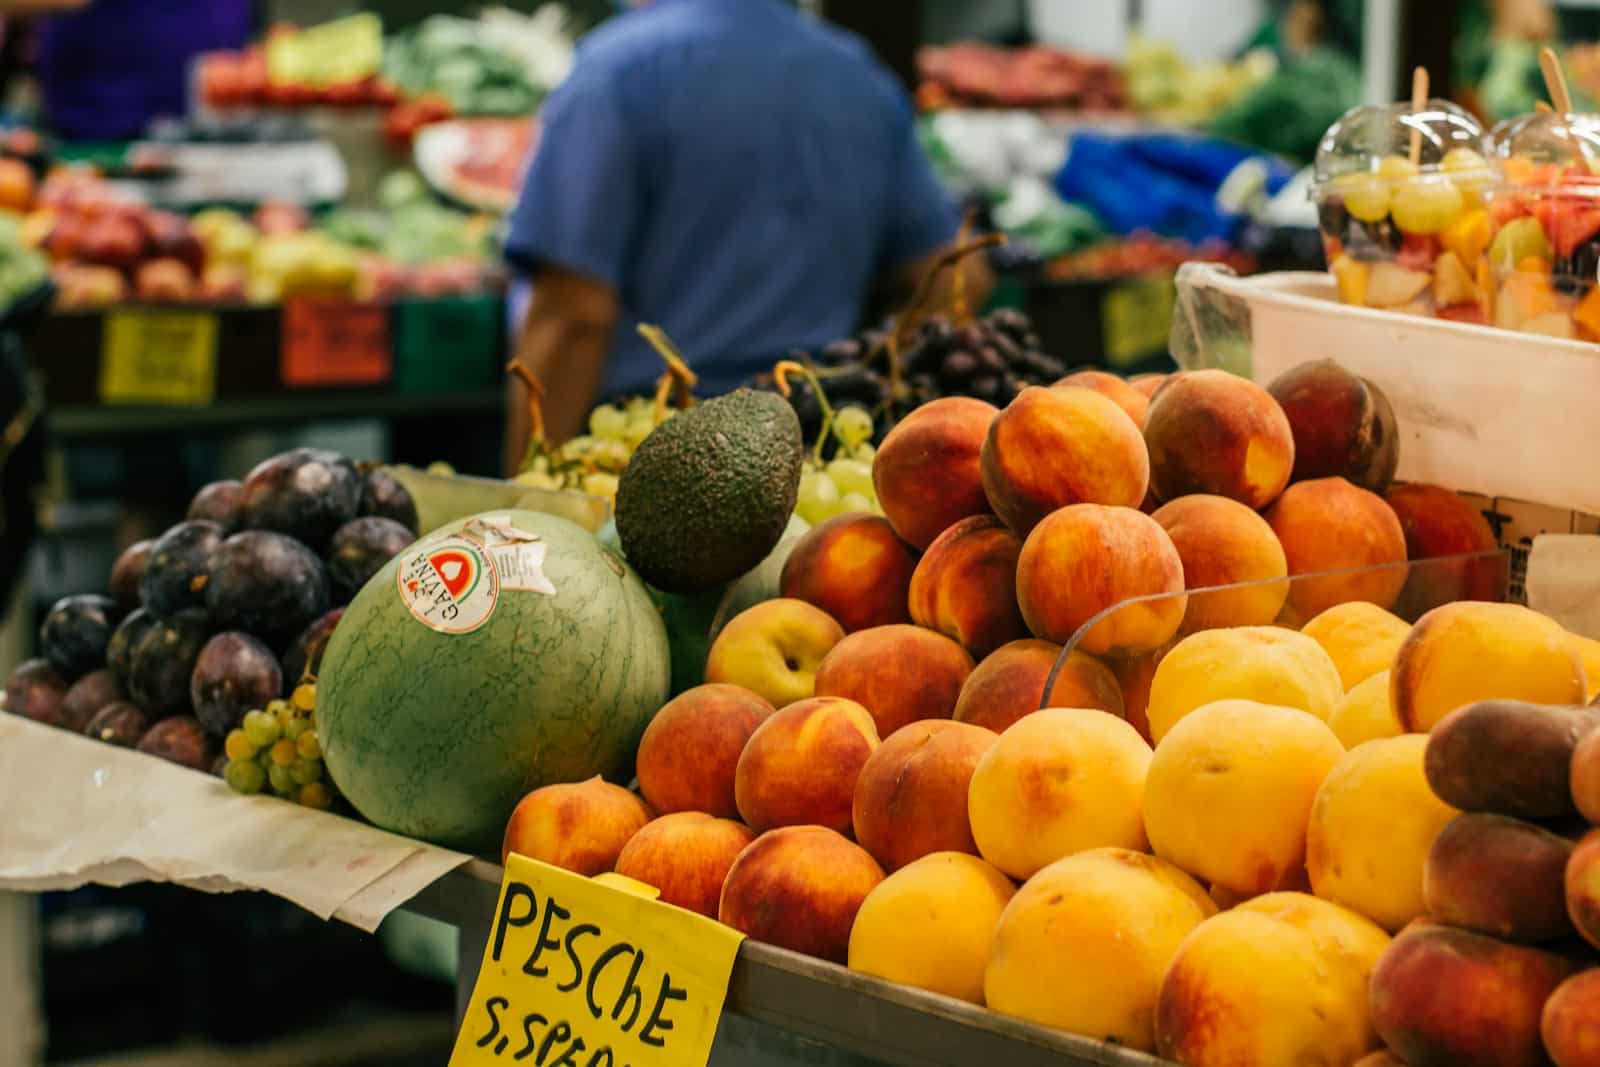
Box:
1020 273 1180 377
27 294 505 407
391 293 503 393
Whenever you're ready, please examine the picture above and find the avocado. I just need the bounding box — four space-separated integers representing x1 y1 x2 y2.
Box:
614 389 804 594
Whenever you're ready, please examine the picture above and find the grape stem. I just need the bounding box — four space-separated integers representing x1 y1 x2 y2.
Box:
637 324 699 423
506 362 548 473
773 359 835 467
880 231 1007 406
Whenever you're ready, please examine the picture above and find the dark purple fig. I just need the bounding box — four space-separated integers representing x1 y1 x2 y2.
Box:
190 632 282 738
241 448 361 549
39 594 118 680
187 479 245 532
281 608 343 692
106 608 157 692
109 539 154 614
61 669 121 733
128 611 210 716
360 467 418 534
84 701 150 747
140 520 224 617
326 517 413 603
136 716 215 772
4 658 68 726
205 531 330 645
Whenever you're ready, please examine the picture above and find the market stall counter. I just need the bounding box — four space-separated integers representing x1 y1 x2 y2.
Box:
0 711 1163 1067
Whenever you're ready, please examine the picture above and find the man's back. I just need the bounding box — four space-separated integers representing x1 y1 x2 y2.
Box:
506 0 956 398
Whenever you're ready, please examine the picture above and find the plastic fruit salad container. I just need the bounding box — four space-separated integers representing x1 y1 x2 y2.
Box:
1312 99 1494 322
1485 111 1600 341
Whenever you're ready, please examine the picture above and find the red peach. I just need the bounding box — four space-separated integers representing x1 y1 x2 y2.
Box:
635 684 774 818
502 776 652 875
907 514 1028 659
980 385 1149 537
718 825 885 963
1143 369 1296 508
1265 477 1408 621
952 638 1123 733
872 396 998 550
814 624 974 737
780 513 917 633
614 812 755 918
734 696 880 835
1015 504 1187 656
851 719 998 871
1054 369 1150 428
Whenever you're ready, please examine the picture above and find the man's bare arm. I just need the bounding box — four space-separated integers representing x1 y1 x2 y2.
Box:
503 268 620 475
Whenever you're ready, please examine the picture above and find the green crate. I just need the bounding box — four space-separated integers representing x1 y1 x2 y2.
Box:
391 294 504 393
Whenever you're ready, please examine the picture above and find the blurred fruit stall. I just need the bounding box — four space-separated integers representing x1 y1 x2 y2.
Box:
0 9 575 455
14 13 1600 1067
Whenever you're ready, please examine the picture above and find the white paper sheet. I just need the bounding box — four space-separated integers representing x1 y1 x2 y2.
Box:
0 715 468 932
1527 534 1600 642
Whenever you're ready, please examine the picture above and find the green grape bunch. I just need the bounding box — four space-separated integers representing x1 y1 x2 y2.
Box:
221 683 336 811
775 359 887 526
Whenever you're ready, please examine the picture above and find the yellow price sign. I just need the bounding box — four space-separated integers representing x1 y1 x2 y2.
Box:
449 854 745 1067
267 14 383 89
99 309 219 406
1101 275 1177 369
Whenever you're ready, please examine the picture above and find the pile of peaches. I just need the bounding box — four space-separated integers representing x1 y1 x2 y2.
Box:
500 361 1600 1066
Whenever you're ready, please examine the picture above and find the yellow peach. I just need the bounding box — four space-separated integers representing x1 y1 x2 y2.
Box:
1144 700 1345 897
1157 896 1387 1066
968 708 1151 880
1145 626 1344 743
1391 601 1587 733
847 851 1015 1004
1327 670 1405 749
1307 735 1460 931
1301 601 1411 691
985 848 1214 1051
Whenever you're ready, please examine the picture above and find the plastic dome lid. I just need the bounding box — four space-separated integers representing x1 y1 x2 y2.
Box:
1490 111 1600 183
1312 99 1490 192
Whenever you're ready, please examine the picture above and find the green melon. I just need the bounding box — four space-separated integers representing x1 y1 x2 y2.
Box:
317 509 670 852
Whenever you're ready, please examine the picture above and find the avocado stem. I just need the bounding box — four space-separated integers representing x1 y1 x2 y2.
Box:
637 324 699 422
773 359 835 467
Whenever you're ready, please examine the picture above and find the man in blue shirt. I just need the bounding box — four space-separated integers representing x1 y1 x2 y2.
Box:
503 0 983 466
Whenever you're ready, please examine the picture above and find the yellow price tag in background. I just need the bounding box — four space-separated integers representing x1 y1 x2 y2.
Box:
267 13 382 88
450 854 745 1067
99 309 219 406
1101 275 1177 369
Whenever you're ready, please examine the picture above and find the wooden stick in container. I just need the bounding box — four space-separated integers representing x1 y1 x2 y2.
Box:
1540 46 1590 174
1409 66 1428 166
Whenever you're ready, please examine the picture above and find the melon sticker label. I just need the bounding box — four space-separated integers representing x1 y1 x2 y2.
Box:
463 515 558 596
397 537 500 634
